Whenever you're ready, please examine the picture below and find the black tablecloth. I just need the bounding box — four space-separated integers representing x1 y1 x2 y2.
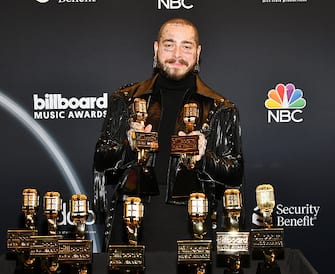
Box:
0 248 318 274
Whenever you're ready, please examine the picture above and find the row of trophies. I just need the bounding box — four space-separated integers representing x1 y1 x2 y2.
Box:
110 185 284 274
6 186 283 274
7 190 92 274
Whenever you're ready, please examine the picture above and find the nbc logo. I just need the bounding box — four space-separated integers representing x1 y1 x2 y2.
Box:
265 83 306 123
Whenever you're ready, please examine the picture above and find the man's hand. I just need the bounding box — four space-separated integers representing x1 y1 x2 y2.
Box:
127 122 153 150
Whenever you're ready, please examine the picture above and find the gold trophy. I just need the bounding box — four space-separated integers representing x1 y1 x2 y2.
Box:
126 97 159 196
188 192 208 239
60 194 92 274
6 188 40 270
44 191 62 235
223 189 242 232
251 184 284 274
177 193 212 274
22 188 39 230
170 103 205 200
130 98 158 163
70 194 89 240
108 197 145 273
256 184 275 228
171 103 200 169
27 191 63 274
123 196 144 245
217 189 249 274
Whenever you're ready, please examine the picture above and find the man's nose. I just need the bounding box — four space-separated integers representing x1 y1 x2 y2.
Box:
173 45 182 59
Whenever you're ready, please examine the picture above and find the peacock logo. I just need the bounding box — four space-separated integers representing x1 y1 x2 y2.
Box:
265 83 307 123
265 83 306 109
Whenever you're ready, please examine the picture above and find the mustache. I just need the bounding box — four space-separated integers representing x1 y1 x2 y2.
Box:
165 58 189 66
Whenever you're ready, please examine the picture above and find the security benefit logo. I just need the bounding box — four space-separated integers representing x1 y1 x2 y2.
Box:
265 83 306 123
252 203 321 227
276 203 320 227
33 93 108 120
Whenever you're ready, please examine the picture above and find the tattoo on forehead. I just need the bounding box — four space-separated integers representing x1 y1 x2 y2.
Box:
158 22 199 45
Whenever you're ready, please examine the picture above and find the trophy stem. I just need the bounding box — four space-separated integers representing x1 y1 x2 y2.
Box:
47 218 58 235
40 258 59 274
196 264 207 274
75 222 86 240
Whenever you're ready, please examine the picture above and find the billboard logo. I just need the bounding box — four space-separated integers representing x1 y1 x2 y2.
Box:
265 83 306 123
157 0 194 9
33 93 108 120
35 0 50 3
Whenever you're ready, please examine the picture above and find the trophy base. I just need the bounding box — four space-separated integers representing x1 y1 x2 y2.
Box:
108 245 145 273
256 261 281 274
177 264 211 274
224 269 244 274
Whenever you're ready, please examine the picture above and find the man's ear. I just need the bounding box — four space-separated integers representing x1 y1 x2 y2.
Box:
196 44 202 63
153 41 159 57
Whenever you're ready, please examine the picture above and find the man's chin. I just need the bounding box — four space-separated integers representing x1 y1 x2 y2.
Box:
160 68 191 81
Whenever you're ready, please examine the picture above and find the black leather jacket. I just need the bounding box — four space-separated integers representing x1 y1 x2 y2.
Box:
93 73 243 217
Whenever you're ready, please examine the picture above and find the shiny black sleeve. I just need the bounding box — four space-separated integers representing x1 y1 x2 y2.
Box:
93 91 135 173
204 104 244 187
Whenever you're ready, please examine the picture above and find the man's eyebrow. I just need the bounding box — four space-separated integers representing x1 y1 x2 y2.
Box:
181 40 195 45
161 38 195 45
161 38 175 43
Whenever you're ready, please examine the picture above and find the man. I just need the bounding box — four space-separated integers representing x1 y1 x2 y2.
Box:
93 18 244 252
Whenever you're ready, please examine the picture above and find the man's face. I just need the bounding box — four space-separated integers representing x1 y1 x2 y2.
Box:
154 23 201 80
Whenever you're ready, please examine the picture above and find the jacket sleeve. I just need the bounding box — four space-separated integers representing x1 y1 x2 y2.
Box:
93 91 135 174
203 103 244 187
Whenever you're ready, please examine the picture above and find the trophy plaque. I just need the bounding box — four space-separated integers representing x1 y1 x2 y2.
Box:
171 103 199 156
216 232 249 256
29 235 60 257
7 229 38 252
134 131 158 150
170 134 199 155
216 228 250 273
29 235 61 273
58 239 93 264
177 240 212 264
108 244 145 273
250 228 284 259
177 239 212 274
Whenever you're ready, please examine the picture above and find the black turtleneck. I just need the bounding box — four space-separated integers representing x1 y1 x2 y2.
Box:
139 73 197 254
153 73 196 185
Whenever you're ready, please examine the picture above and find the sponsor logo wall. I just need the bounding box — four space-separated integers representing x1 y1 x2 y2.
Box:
1 1 333 273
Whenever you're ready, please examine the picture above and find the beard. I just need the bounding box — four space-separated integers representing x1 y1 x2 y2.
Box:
156 58 195 81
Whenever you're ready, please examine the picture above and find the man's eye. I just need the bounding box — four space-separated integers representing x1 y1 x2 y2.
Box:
183 44 193 50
